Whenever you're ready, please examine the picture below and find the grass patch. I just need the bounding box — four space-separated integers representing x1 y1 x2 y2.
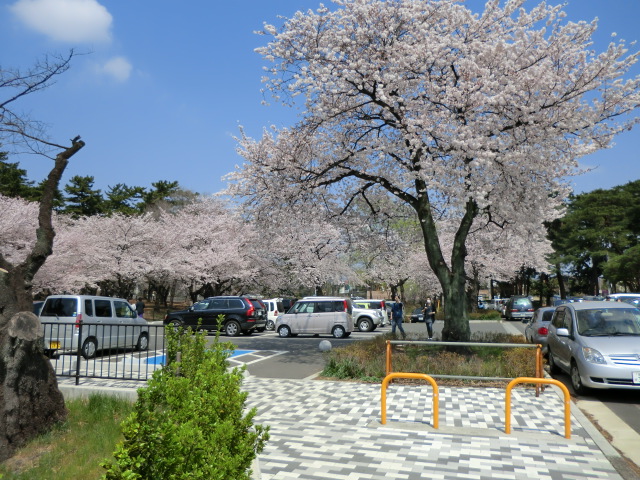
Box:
321 331 537 385
0 395 133 480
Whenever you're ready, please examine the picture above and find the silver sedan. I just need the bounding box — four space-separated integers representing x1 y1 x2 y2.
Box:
524 307 556 352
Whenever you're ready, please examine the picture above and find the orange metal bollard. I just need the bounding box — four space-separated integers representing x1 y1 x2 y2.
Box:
381 372 439 428
505 377 571 439
386 340 392 375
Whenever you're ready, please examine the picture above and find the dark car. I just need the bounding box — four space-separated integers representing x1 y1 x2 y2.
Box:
163 295 267 336
410 307 424 323
504 296 535 322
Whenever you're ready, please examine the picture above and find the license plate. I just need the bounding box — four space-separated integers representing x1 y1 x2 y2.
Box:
633 372 640 384
49 341 60 350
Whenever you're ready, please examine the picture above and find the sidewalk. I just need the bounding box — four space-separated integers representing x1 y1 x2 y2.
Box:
58 375 637 480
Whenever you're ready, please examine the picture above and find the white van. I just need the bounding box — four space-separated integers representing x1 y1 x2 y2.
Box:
40 295 149 359
275 296 353 338
263 298 285 331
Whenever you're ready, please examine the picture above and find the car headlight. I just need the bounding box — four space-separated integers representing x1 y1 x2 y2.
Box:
582 347 606 365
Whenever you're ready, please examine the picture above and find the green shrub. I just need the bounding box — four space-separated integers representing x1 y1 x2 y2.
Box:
101 323 269 480
469 310 502 320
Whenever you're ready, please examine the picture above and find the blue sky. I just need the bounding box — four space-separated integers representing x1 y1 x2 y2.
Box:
1 0 639 197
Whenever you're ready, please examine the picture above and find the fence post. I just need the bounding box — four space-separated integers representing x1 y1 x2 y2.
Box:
75 320 83 385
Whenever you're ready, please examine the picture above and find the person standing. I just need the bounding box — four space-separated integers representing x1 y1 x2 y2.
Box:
135 297 146 319
422 299 436 340
390 295 406 339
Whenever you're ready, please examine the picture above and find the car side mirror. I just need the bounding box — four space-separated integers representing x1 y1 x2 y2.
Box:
556 327 570 337
188 306 194 312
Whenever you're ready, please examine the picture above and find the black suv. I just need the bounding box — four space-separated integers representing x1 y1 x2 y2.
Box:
163 296 267 336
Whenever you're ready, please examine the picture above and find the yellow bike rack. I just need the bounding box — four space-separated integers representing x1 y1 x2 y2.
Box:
381 372 439 428
505 377 571 439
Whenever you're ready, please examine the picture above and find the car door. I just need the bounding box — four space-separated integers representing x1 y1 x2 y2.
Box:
550 307 574 371
202 298 227 329
114 299 137 347
290 300 315 334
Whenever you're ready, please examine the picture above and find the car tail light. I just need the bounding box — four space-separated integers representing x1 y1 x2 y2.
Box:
381 301 386 309
510 309 518 313
538 326 548 336
246 300 255 317
527 308 534 312
274 310 278 316
343 300 348 312
75 313 83 329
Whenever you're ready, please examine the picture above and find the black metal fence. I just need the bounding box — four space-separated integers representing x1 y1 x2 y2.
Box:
41 321 167 384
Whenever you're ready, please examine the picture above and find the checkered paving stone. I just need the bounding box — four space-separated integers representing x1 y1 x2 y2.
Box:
242 378 621 480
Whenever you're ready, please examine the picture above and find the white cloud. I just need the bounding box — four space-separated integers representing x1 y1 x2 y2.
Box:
10 0 112 43
98 56 132 82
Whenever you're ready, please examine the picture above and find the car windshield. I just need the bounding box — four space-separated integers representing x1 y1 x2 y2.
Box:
192 300 210 311
576 308 640 336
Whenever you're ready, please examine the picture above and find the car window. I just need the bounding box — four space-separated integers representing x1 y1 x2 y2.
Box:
541 310 554 322
95 299 113 318
115 300 136 318
192 300 211 311
293 301 314 313
84 299 94 317
561 310 573 331
209 299 227 309
41 298 78 317
551 308 565 328
577 308 640 336
514 298 532 307
228 299 244 309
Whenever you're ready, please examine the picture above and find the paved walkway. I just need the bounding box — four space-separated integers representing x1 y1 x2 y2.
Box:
57 375 635 479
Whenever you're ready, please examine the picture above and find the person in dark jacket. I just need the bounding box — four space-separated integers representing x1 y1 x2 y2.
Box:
390 295 406 339
135 298 145 318
422 298 436 340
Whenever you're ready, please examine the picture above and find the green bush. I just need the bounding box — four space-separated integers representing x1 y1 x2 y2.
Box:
102 323 269 480
469 310 502 320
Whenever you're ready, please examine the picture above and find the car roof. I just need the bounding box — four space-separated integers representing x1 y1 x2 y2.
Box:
562 300 638 310
301 296 348 301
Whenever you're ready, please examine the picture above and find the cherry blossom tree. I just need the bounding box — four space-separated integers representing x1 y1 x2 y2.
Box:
228 0 640 341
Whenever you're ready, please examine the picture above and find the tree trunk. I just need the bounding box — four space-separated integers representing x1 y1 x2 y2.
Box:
0 312 67 462
0 137 84 461
415 185 475 342
556 263 567 299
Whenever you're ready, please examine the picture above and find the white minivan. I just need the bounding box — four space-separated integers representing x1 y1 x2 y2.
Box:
40 295 149 359
275 296 353 338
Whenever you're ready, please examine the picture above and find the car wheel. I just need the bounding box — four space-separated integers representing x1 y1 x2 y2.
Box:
357 318 372 332
266 320 275 331
278 325 291 338
225 320 241 337
168 319 183 331
547 349 561 375
332 325 346 338
571 361 587 395
135 332 149 351
81 338 98 360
